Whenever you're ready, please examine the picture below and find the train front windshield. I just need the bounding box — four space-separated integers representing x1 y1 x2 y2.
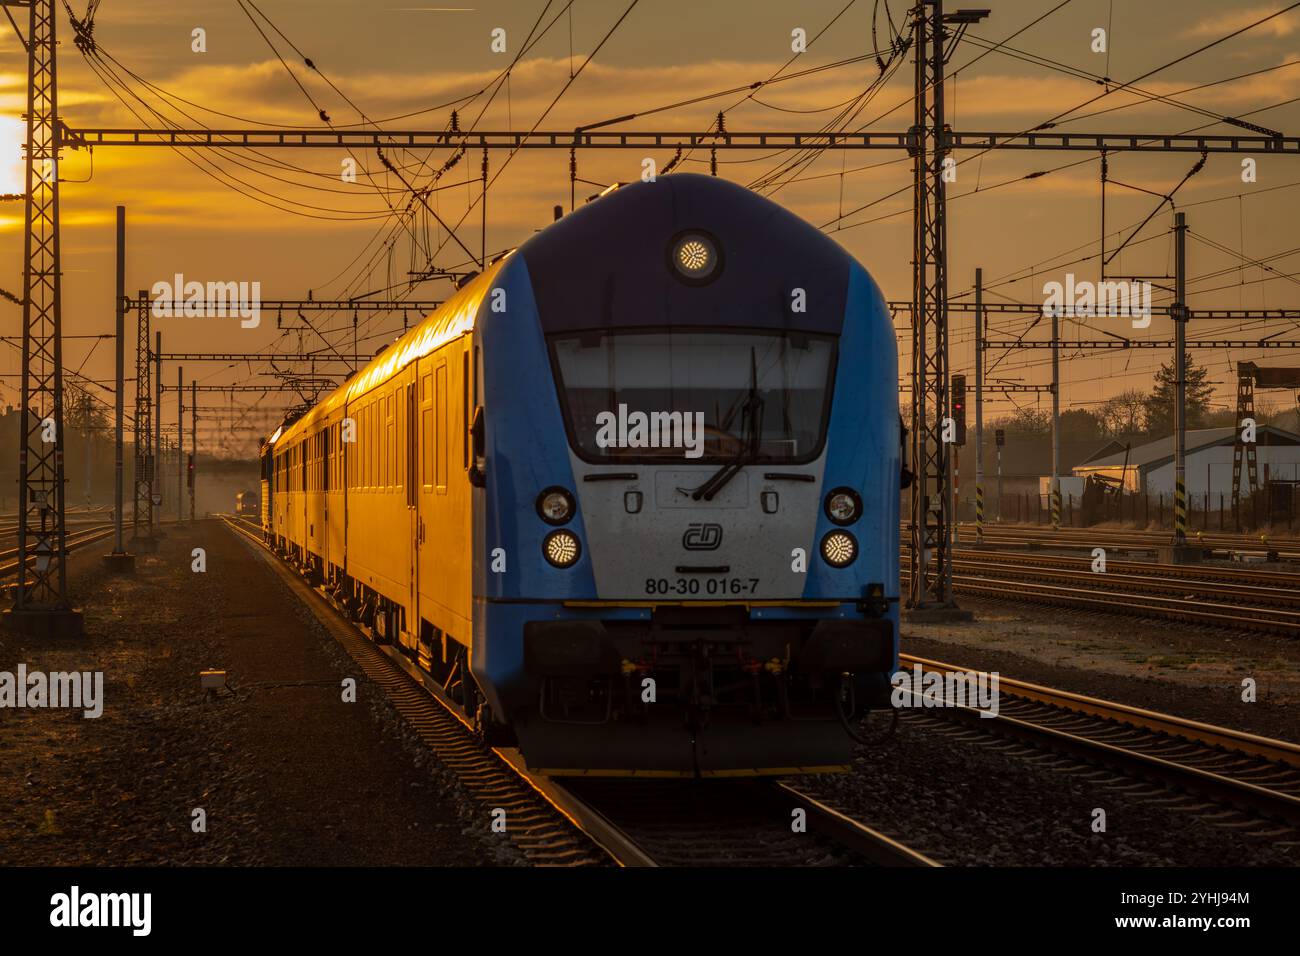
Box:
550 329 836 464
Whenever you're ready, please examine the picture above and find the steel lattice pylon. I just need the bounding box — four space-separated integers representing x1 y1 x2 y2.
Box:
132 290 153 541
6 0 81 634
907 0 953 610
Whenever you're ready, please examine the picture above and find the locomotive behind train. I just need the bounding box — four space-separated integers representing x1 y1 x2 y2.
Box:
259 173 900 775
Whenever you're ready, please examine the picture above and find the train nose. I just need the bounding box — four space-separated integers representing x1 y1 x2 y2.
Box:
571 465 824 601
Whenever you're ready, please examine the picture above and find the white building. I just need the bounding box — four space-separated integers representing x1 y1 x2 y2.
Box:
1072 426 1300 498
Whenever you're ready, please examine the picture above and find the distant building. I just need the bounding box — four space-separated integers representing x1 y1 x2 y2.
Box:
955 437 1104 500
1071 426 1300 497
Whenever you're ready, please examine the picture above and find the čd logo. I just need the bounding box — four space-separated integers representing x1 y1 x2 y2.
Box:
682 523 723 551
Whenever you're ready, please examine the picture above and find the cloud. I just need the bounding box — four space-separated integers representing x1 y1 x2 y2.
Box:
1182 5 1299 40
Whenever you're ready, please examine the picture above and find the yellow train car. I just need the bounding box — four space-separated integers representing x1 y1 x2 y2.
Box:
267 264 490 682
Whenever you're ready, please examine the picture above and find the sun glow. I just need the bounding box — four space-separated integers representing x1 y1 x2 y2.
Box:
0 116 24 196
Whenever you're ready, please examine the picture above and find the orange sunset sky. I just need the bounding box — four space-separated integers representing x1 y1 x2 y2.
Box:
1 0 1299 454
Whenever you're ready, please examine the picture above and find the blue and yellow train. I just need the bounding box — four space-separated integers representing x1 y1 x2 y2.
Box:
260 173 900 776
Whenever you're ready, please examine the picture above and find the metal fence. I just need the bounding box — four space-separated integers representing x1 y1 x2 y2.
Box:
957 487 1298 533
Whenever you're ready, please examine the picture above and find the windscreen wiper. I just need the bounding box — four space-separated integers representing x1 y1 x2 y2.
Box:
693 349 764 502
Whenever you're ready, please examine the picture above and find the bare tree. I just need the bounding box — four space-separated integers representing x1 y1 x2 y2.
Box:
1098 389 1147 437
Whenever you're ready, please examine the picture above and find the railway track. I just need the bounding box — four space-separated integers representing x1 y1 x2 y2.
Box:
0 523 116 581
0 518 119 541
957 566 1300 608
949 523 1300 560
899 547 1300 635
898 652 1300 830
949 573 1300 635
952 546 1300 590
220 515 937 867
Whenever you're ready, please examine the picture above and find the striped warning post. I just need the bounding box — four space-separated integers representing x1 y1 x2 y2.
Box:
1051 487 1061 530
976 484 984 544
1175 478 1187 543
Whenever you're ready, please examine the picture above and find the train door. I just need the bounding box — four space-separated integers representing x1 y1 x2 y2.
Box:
302 441 309 560
322 425 331 576
405 378 418 651
416 349 473 655
416 362 437 632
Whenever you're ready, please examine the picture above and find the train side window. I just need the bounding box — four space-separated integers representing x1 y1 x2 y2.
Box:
405 383 415 506
462 349 469 470
387 393 396 492
435 362 448 492
421 372 433 489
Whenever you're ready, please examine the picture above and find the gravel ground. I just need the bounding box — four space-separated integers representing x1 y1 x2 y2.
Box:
797 712 1300 867
0 519 511 866
902 596 1300 743
8 520 1295 869
793 587 1300 867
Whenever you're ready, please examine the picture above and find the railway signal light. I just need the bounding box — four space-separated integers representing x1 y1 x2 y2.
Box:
995 428 1005 447
951 375 967 446
187 454 194 489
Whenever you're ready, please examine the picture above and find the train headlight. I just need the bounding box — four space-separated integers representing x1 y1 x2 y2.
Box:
668 230 723 285
825 487 862 525
536 486 576 525
543 529 582 568
821 530 857 568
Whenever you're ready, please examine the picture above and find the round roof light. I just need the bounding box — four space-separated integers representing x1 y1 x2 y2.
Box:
668 230 723 285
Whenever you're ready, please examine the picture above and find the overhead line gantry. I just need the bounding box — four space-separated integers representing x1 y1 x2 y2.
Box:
11 0 1300 632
